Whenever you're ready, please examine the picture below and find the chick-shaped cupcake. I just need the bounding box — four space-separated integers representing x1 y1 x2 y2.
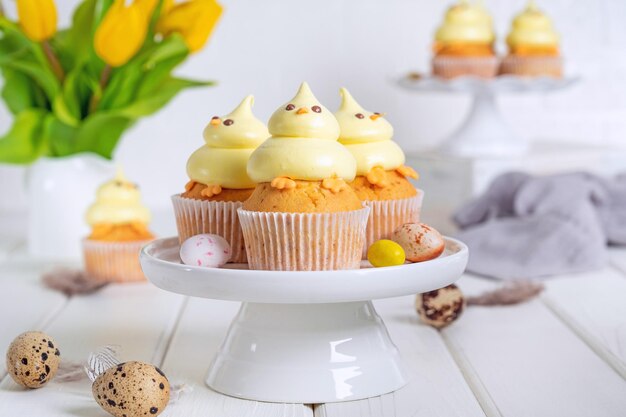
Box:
245 82 361 213
86 169 153 241
183 95 269 201
335 88 422 257
241 82 369 271
432 0 498 79
83 169 154 283
173 95 268 263
500 1 562 77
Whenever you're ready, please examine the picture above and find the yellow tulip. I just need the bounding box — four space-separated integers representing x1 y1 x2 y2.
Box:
94 0 150 67
157 0 222 53
16 0 58 41
135 0 173 17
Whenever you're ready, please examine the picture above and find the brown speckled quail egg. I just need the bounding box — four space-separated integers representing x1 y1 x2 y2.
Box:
6 331 61 388
392 223 445 263
416 284 465 328
92 361 170 417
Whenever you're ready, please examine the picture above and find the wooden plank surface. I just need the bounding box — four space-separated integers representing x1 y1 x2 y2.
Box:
0 279 185 417
0 262 67 380
609 247 626 275
161 297 314 417
542 267 626 377
446 275 626 417
316 295 485 417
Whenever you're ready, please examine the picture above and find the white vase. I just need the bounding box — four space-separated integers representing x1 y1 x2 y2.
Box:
27 154 115 260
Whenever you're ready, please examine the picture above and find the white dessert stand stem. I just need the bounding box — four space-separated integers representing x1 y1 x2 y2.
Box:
140 237 468 404
397 75 579 158
440 90 524 157
208 301 406 403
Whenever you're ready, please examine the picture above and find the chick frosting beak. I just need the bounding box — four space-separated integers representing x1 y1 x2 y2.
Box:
370 113 384 121
210 117 222 126
296 107 309 115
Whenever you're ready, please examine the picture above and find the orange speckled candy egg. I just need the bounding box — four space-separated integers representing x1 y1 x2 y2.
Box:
92 361 170 417
392 223 445 263
6 331 60 388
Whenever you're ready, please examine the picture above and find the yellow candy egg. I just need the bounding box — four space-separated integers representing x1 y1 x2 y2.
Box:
367 239 406 267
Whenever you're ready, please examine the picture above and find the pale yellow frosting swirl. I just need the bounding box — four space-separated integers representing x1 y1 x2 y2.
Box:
435 0 495 44
506 1 559 48
247 82 356 182
86 169 151 226
187 95 269 189
335 88 405 175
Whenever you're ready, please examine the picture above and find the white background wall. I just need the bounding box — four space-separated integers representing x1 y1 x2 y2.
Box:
1 0 626 215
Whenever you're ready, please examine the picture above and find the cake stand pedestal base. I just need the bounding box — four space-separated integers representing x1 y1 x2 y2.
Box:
206 301 408 404
439 92 525 157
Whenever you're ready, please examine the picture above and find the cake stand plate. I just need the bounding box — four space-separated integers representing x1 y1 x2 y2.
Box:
397 75 579 157
140 237 468 403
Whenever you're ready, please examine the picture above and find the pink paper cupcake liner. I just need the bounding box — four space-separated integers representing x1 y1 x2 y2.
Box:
432 55 499 79
238 207 370 271
83 239 152 283
499 55 563 78
362 192 424 258
171 194 247 263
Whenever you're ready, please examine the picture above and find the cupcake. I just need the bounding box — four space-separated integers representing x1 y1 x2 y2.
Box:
432 0 498 79
500 1 562 77
335 88 422 257
241 82 369 271
172 95 269 263
83 170 154 283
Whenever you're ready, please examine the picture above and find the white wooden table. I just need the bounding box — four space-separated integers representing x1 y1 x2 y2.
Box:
1 233 625 417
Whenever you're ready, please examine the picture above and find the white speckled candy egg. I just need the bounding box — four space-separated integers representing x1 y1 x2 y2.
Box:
180 234 231 267
392 223 445 263
6 331 60 388
92 361 170 417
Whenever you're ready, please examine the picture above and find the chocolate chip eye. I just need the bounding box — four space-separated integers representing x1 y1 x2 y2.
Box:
374 112 381 115
285 104 295 111
211 116 219 120
223 119 234 126
312 106 322 113
355 113 365 119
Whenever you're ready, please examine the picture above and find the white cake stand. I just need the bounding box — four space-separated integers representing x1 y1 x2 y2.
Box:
397 75 579 157
140 237 468 404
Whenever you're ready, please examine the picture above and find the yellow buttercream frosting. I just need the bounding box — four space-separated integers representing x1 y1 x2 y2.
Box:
506 1 559 50
86 169 151 226
186 95 269 189
247 82 356 182
335 88 405 175
435 0 495 45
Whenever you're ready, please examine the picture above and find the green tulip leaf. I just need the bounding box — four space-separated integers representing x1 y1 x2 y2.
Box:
44 116 79 157
1 67 47 113
112 77 213 119
0 109 48 163
74 112 133 159
52 0 98 70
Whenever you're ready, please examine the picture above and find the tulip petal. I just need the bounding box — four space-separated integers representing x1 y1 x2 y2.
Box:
94 0 150 67
157 0 222 52
16 0 58 41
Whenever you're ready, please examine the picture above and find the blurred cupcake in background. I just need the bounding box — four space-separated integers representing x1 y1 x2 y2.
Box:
241 82 369 271
172 96 269 263
500 1 562 77
83 169 154 283
432 0 498 79
335 88 422 257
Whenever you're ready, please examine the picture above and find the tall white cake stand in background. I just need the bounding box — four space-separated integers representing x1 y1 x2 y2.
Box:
140 237 468 404
397 75 579 157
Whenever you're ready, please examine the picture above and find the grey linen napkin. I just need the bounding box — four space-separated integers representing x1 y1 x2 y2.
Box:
453 172 626 280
